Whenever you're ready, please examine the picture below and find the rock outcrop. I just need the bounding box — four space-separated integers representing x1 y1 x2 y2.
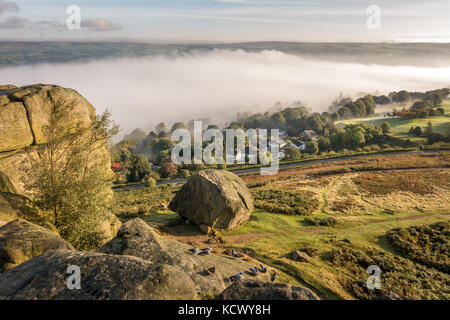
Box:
99 218 271 298
0 219 321 300
0 84 97 195
0 84 120 244
0 219 74 271
0 250 197 300
0 192 40 223
219 280 320 300
169 170 254 231
288 250 311 263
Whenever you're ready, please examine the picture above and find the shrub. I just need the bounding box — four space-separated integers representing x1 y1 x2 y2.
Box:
252 189 319 215
144 176 156 189
304 216 337 227
178 169 191 178
330 243 450 300
386 222 449 273
147 170 161 180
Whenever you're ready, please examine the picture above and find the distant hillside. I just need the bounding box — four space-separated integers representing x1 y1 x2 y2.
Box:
1 41 449 67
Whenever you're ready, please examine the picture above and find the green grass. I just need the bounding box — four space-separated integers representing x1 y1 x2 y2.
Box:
218 209 450 299
336 99 450 136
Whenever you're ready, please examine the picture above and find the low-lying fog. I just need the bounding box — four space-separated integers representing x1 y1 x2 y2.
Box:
1 49 450 135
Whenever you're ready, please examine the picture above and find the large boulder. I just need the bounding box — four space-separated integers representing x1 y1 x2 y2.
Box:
0 219 74 271
169 170 254 231
99 218 273 298
0 250 197 300
219 280 320 300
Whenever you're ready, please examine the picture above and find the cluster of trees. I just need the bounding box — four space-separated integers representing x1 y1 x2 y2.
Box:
388 88 448 119
231 95 377 135
332 95 376 120
409 122 450 144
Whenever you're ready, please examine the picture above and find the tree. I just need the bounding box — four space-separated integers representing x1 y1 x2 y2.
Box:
159 158 178 178
397 90 411 103
283 146 301 160
155 122 168 134
127 154 152 182
380 121 391 134
171 122 187 133
425 121 433 134
413 126 423 137
318 136 331 152
21 101 119 250
305 141 319 155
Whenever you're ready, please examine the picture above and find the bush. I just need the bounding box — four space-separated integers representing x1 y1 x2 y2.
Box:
386 222 449 273
304 216 337 227
329 243 450 300
252 189 319 215
178 169 191 178
147 170 161 180
144 176 156 189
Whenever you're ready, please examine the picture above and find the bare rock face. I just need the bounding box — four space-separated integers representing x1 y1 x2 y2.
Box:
0 219 74 271
169 170 254 231
220 280 320 300
99 218 273 298
0 250 197 300
0 84 95 151
0 192 41 224
0 101 34 152
0 84 101 195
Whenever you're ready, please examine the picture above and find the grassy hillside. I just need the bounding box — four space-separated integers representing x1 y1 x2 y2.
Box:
336 100 450 141
113 152 450 299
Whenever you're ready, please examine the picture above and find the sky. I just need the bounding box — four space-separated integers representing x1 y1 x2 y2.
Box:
0 0 449 42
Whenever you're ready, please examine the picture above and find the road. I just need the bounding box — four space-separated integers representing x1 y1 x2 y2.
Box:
113 149 447 191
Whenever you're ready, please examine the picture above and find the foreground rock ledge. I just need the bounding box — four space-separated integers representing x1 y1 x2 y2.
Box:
99 218 272 297
220 280 320 300
0 250 197 300
0 219 74 271
169 169 254 232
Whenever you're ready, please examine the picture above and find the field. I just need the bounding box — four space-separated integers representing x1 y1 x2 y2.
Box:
113 152 450 299
336 100 450 139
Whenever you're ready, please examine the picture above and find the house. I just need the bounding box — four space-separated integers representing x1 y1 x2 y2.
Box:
279 130 289 139
290 139 306 151
111 163 122 172
299 130 319 141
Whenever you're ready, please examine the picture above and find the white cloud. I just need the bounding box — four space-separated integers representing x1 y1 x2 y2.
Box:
81 18 122 31
0 15 25 28
0 0 18 16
